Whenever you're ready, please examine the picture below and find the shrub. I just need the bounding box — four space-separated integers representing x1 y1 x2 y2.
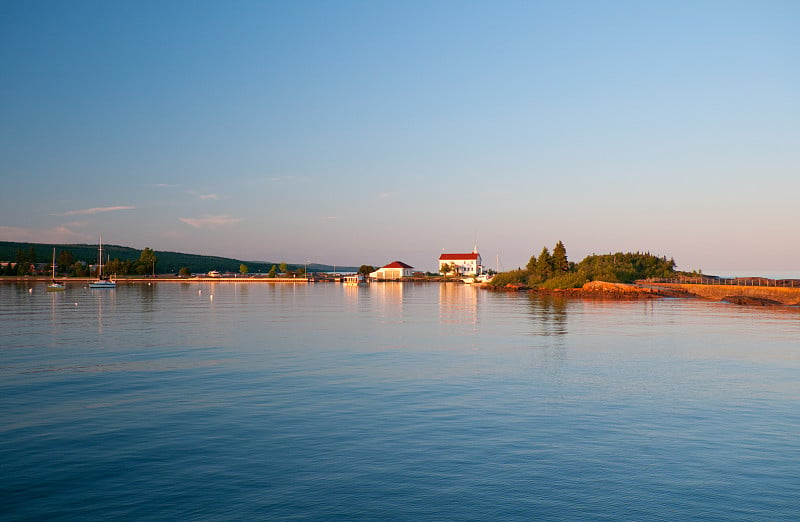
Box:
539 272 589 289
489 269 528 288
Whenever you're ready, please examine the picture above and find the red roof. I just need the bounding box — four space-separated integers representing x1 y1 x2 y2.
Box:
439 253 479 261
382 261 413 269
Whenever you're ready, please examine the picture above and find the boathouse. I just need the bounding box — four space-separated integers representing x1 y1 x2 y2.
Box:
370 261 414 280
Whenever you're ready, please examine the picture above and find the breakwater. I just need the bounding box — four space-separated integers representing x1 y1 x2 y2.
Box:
651 282 800 305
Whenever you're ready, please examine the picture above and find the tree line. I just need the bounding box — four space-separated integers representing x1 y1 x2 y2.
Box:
1 246 158 277
489 241 678 289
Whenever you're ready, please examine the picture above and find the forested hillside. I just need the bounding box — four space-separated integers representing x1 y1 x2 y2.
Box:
0 241 354 275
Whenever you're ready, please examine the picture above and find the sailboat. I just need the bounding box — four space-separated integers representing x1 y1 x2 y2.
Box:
46 248 66 292
89 237 116 289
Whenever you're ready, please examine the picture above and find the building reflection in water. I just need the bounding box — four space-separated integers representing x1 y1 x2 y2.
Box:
439 283 481 326
371 282 408 323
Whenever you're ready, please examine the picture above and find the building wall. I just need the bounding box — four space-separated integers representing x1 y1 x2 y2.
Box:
371 267 411 279
439 255 482 276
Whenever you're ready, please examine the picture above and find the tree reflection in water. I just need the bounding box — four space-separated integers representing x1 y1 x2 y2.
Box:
527 294 568 337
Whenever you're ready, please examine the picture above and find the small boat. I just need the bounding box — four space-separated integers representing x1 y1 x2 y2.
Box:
89 237 116 289
46 248 66 292
462 273 493 284
343 273 367 286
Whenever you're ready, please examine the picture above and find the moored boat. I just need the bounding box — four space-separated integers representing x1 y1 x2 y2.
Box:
462 273 493 284
46 247 66 292
89 237 116 289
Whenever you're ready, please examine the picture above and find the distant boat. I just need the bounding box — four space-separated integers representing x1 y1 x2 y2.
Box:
89 237 116 289
46 248 65 292
343 273 367 286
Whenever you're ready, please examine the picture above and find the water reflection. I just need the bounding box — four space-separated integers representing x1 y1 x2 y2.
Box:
135 282 157 316
372 282 408 322
527 294 568 336
520 294 570 375
439 283 480 325
90 286 116 335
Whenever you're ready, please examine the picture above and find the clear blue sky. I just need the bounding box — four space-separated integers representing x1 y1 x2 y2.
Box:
2 1 798 275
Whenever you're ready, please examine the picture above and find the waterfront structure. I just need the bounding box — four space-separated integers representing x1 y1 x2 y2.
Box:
343 273 368 286
370 261 414 280
439 250 482 276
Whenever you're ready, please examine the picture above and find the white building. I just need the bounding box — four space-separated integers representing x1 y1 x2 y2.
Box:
438 251 482 276
370 261 414 280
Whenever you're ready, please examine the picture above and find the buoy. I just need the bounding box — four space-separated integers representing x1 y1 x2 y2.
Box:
210 294 214 301
75 303 78 306
28 288 33 293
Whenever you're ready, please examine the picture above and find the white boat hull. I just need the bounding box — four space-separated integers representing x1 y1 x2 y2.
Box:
89 280 116 289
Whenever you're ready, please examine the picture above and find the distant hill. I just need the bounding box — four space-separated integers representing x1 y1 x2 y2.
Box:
0 241 357 274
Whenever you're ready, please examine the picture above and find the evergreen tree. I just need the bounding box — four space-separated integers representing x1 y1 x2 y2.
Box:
535 247 553 280
268 265 278 278
526 253 538 273
552 241 569 274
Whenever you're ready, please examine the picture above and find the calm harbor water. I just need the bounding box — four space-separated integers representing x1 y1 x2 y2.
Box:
2 281 799 520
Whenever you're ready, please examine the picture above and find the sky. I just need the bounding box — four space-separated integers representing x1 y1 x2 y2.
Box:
1 1 798 275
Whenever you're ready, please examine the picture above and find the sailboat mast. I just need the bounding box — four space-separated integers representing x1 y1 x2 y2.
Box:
98 236 103 279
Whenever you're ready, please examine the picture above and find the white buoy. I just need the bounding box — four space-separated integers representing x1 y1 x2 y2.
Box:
29 288 33 293
210 294 214 301
75 303 78 306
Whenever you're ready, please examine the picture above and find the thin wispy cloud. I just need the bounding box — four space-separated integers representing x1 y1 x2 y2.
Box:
148 183 178 188
0 225 86 243
52 206 136 217
378 192 393 199
179 215 241 228
186 190 226 200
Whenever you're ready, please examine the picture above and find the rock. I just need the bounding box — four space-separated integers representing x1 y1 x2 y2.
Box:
721 296 783 306
581 281 651 293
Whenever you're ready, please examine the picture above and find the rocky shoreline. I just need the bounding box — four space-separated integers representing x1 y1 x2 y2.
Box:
492 280 798 306
492 280 694 299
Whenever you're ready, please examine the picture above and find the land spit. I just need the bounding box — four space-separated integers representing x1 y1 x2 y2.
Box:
491 280 800 306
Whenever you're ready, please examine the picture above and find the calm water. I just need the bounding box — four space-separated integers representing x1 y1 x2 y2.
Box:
2 281 799 520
